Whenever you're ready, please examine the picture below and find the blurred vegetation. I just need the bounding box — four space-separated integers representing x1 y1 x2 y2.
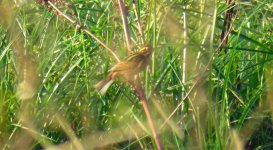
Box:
0 0 272 149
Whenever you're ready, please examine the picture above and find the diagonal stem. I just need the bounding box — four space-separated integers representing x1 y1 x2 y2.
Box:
131 76 162 150
47 1 120 62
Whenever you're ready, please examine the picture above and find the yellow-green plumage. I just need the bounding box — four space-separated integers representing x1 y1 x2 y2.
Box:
95 45 153 94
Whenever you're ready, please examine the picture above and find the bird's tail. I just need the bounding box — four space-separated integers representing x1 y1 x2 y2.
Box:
95 76 113 94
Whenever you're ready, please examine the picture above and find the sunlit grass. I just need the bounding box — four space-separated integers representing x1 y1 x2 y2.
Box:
0 0 272 149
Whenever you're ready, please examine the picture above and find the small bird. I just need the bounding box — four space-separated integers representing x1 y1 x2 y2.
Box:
95 45 153 94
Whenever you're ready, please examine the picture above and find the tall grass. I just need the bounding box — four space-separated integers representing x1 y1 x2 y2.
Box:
0 0 272 149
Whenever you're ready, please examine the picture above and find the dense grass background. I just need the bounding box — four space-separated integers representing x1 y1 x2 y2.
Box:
0 0 273 149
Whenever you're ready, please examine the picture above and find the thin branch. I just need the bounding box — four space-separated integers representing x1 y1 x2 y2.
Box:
117 0 132 54
140 98 162 150
47 1 120 62
131 76 162 150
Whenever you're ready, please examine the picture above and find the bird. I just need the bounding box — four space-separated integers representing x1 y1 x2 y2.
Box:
95 45 153 94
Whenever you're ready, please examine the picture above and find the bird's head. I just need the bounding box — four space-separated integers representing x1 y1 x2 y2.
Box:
139 45 153 56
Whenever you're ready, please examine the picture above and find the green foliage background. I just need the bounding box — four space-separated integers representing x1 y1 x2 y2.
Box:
0 0 272 149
